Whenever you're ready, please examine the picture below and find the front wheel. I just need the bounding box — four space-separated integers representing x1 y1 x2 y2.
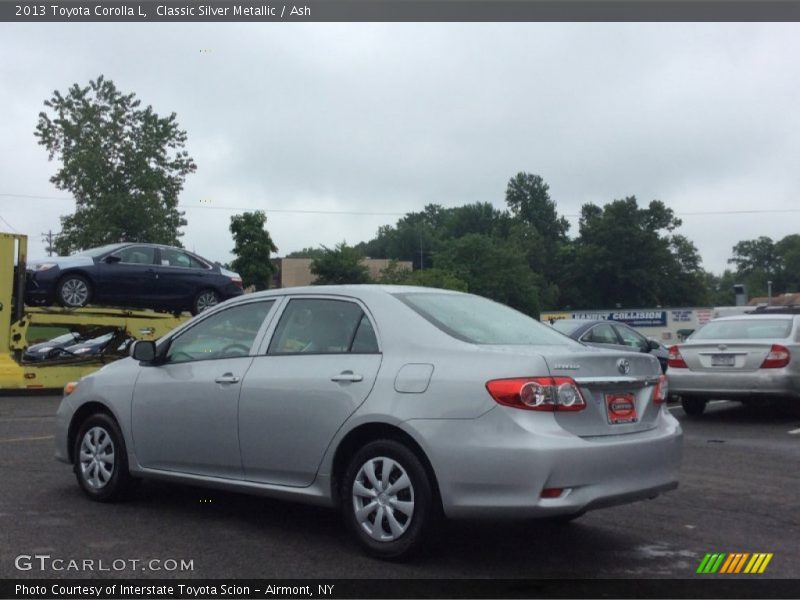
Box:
57 274 92 308
341 439 436 560
192 289 220 315
73 413 136 502
681 396 707 417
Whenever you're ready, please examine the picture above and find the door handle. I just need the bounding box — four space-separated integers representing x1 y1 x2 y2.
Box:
215 373 240 384
331 371 363 383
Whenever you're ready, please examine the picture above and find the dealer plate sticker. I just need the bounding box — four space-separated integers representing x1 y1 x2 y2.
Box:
606 393 638 424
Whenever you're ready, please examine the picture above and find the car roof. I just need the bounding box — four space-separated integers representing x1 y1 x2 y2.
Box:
711 314 795 322
236 284 466 300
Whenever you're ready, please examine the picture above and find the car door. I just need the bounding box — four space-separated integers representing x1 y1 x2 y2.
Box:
130 299 276 479
94 245 159 305
238 296 382 487
152 247 214 308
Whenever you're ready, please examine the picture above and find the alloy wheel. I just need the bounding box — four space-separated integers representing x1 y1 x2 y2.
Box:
61 278 89 306
196 291 219 313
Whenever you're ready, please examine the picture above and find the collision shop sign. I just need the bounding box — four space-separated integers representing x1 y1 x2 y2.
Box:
570 311 668 327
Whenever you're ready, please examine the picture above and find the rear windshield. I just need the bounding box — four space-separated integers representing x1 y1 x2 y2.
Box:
394 292 575 345
690 319 793 340
551 320 581 335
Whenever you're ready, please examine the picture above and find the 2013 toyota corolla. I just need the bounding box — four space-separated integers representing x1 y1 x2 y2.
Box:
55 286 682 559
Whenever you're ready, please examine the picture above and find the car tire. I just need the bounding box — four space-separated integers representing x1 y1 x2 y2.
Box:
57 274 92 308
73 413 136 502
681 396 707 417
341 439 436 560
191 289 220 315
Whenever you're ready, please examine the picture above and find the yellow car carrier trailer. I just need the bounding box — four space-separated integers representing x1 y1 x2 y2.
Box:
0 232 190 392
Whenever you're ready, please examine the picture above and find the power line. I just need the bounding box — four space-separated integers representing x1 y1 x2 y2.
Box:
0 215 18 232
1 192 799 218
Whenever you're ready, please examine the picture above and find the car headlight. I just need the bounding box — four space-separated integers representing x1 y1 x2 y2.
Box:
33 263 57 272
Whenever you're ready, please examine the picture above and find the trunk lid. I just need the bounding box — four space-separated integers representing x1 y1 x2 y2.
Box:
679 340 775 372
543 347 663 437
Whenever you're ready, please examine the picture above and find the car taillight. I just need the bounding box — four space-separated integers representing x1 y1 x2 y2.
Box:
231 276 243 288
760 344 790 369
485 377 586 411
667 345 687 368
652 374 669 404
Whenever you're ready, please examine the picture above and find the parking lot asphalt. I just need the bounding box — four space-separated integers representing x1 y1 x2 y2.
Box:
0 395 798 580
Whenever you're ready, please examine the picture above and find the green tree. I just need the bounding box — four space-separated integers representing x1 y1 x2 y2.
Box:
434 234 542 317
775 234 800 293
36 76 196 254
505 172 569 239
377 260 467 291
728 236 779 297
229 211 278 290
285 247 326 259
562 197 708 308
310 242 371 285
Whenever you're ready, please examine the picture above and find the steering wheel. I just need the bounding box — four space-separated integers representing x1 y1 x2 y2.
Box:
219 343 250 358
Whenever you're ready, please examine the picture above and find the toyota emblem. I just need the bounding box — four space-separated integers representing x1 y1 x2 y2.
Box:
617 358 631 374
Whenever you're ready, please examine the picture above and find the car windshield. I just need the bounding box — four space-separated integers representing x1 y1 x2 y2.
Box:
394 292 575 345
73 244 127 258
690 319 793 340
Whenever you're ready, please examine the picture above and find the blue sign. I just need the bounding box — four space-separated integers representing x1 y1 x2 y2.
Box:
571 310 668 327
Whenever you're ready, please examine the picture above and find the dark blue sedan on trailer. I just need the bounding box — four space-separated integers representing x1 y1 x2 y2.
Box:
26 243 243 315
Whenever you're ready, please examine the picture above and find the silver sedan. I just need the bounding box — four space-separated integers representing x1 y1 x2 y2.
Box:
668 312 800 416
55 286 682 559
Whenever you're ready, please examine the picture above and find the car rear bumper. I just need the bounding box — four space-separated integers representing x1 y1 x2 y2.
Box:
407 405 682 519
669 370 800 400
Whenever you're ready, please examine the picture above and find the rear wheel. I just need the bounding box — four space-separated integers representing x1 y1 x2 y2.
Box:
341 439 436 560
57 274 92 308
681 396 707 417
73 413 136 502
192 289 220 315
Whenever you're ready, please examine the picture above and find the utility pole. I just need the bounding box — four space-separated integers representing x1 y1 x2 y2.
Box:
42 230 57 256
419 232 424 270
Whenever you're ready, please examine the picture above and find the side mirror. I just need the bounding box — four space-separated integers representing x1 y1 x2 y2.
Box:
104 254 121 264
131 340 156 363
647 339 661 351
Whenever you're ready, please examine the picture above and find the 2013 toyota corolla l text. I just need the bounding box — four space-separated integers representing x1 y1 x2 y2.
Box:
55 286 682 559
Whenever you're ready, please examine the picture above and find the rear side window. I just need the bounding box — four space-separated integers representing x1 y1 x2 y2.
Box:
160 248 207 269
394 292 575 345
268 299 378 355
691 319 793 340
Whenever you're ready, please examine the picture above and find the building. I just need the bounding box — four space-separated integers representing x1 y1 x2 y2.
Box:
271 257 412 288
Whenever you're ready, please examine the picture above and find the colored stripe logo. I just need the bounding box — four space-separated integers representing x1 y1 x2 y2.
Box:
696 553 773 574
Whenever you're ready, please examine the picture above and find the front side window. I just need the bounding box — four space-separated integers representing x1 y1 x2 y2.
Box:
113 246 156 265
166 300 274 364
582 323 619 345
268 299 374 355
613 324 647 351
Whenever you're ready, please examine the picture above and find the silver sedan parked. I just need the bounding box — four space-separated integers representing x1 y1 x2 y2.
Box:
668 311 800 416
55 286 681 559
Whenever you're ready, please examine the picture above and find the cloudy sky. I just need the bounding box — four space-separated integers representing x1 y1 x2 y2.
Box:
1 22 798 274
